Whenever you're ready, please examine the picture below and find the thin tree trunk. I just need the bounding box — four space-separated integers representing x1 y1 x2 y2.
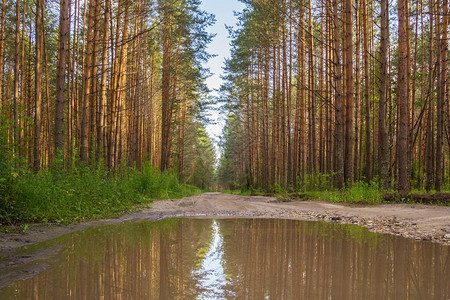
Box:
354 0 360 181
379 0 389 189
13 0 20 159
0 0 5 109
161 4 172 172
308 0 316 183
344 0 354 185
425 0 434 191
333 0 344 189
397 0 411 196
435 0 447 191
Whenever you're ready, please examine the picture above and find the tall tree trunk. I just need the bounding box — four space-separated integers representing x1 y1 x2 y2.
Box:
435 0 447 191
344 0 354 185
13 0 20 159
55 0 71 157
354 0 360 181
81 0 96 162
333 0 344 189
397 0 410 196
378 0 389 189
425 0 434 191
90 0 100 160
263 44 270 189
98 0 110 163
34 0 44 172
161 4 172 172
0 0 5 109
308 0 316 182
299 4 306 186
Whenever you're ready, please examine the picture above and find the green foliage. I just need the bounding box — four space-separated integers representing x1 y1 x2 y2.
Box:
334 180 384 204
182 123 216 190
128 163 201 200
0 161 201 225
217 113 243 190
295 180 383 205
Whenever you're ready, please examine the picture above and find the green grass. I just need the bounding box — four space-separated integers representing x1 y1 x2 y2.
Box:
232 178 450 205
231 180 385 205
326 181 384 204
0 162 201 225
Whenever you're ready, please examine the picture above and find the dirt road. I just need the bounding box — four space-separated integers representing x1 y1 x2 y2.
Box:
1 192 449 254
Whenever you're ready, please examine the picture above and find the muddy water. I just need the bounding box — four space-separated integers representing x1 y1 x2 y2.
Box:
0 218 448 299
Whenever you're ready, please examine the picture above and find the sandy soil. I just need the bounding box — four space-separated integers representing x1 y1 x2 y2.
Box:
1 192 449 254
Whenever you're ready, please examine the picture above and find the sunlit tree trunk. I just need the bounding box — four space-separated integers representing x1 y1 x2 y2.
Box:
13 0 21 159
34 0 44 172
98 0 110 163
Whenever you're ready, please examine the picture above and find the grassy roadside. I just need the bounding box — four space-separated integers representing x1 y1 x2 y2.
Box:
223 180 450 206
0 163 201 227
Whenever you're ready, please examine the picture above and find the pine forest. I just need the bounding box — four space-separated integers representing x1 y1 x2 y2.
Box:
218 0 449 196
0 0 449 225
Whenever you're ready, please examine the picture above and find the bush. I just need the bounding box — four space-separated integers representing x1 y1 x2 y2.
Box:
340 180 383 204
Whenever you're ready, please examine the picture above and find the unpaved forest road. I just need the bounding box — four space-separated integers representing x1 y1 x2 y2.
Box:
1 192 450 254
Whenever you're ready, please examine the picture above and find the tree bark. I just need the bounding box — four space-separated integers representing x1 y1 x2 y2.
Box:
0 0 5 109
333 0 344 189
34 0 44 172
435 0 447 191
344 0 354 185
98 0 110 163
378 0 389 189
81 0 96 162
161 3 172 172
55 0 71 156
425 0 434 191
13 0 20 159
397 0 411 196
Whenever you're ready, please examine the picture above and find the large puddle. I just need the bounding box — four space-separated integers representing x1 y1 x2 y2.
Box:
0 218 449 299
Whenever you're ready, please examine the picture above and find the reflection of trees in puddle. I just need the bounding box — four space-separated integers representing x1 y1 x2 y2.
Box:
219 219 449 299
1 218 214 299
0 218 448 299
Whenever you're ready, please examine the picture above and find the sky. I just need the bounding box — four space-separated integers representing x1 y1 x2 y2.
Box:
199 0 245 155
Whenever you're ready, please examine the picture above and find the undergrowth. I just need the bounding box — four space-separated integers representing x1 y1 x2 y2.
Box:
230 179 385 205
0 161 201 225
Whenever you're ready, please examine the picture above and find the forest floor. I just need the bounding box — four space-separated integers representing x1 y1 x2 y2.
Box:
1 192 449 255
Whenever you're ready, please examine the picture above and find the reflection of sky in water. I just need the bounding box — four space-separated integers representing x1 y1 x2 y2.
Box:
194 220 229 299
